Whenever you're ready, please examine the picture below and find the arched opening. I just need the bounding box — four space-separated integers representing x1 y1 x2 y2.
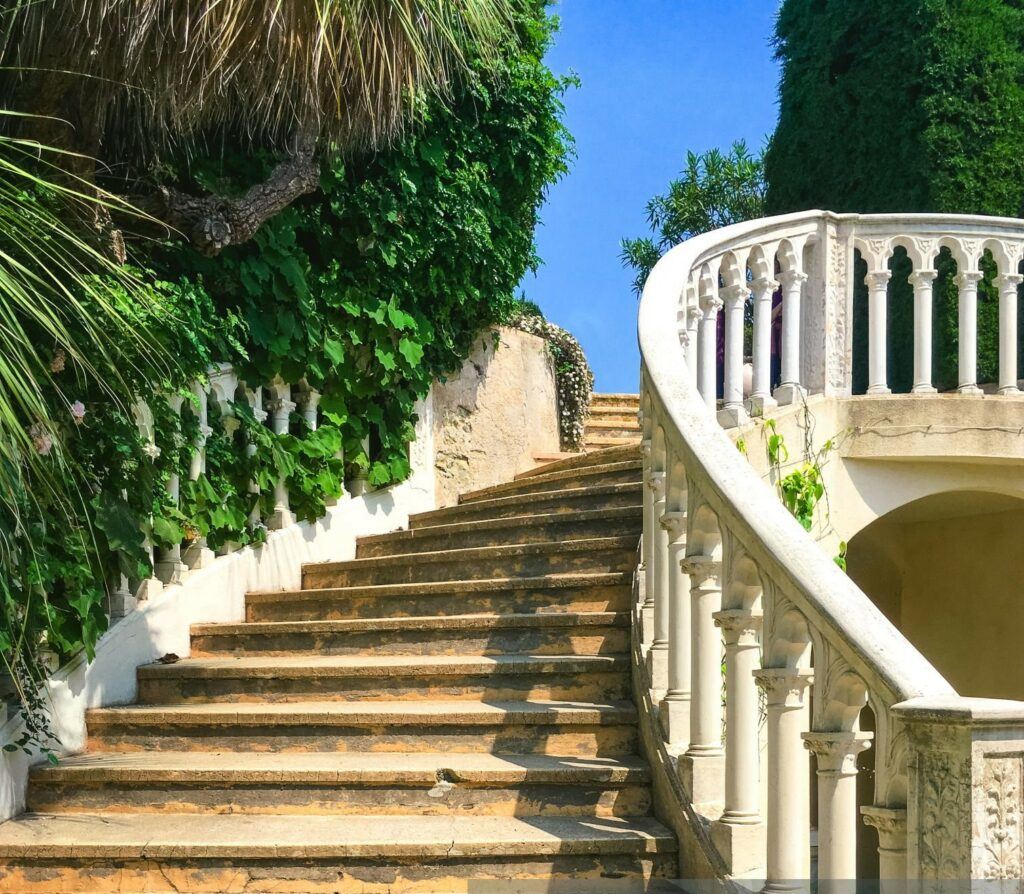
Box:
847 490 1024 698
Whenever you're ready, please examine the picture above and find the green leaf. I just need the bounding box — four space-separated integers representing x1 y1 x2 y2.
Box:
398 337 424 366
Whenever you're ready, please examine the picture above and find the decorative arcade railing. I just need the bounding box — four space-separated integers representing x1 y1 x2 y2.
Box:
636 211 1024 887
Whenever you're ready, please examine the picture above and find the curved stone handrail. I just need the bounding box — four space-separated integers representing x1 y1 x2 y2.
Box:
636 211 1024 885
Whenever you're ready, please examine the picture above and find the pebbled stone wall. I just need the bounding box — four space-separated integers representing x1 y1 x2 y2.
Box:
431 326 560 507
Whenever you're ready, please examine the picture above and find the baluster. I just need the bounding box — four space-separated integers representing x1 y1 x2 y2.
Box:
719 284 750 427
210 366 240 555
647 467 669 696
754 667 813 891
680 542 724 807
865 269 891 395
300 382 321 430
183 381 214 569
910 270 937 393
685 305 701 387
244 386 268 527
267 378 297 529
155 394 188 584
997 272 1023 394
750 276 778 412
775 269 808 405
698 291 722 409
659 507 691 745
803 731 873 885
132 400 163 602
640 438 655 643
956 270 984 395
350 434 371 497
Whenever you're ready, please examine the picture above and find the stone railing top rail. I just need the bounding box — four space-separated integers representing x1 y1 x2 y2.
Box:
635 209 1024 706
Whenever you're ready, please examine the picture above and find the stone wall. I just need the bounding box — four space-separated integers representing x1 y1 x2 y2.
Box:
431 326 560 507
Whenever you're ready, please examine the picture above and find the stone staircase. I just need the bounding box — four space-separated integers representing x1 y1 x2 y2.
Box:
0 414 678 892
584 393 640 451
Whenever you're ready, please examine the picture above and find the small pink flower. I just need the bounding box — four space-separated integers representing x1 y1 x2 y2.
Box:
70 401 86 424
28 423 52 456
49 349 66 374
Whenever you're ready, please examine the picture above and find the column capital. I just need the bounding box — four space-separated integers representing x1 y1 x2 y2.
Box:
640 438 652 460
996 272 1024 290
754 667 813 708
680 554 721 587
721 284 749 307
659 510 687 542
865 270 892 289
909 270 937 288
699 293 724 317
713 608 762 646
645 470 666 502
860 805 907 839
802 730 873 775
778 269 808 289
955 270 984 289
750 276 779 298
269 398 297 417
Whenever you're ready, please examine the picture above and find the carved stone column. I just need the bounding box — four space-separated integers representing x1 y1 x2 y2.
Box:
719 284 750 428
865 270 892 395
698 293 723 409
647 473 669 696
184 382 215 570
860 805 908 883
267 379 297 529
749 276 779 413
997 273 1023 395
956 271 984 395
639 451 658 645
775 270 808 405
659 511 691 745
754 667 813 892
910 270 938 394
155 393 188 585
685 305 701 387
679 554 724 808
803 731 873 885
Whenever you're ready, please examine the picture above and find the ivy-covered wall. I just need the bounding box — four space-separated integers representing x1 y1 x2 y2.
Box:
766 0 1024 392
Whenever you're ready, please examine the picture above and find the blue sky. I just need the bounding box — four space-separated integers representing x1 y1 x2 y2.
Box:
521 0 782 393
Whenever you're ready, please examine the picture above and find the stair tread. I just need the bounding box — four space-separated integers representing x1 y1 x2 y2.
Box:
247 572 632 602
87 699 640 725
138 653 629 678
0 812 677 858
33 751 652 784
458 461 641 504
195 611 629 637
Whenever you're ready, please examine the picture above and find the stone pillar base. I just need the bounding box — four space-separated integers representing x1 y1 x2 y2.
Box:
646 644 668 696
183 540 215 571
267 508 296 530
640 604 655 645
135 577 163 603
658 696 691 747
746 394 777 416
711 818 766 878
958 384 984 396
679 750 725 813
717 404 749 429
773 383 807 406
107 591 136 620
155 558 188 586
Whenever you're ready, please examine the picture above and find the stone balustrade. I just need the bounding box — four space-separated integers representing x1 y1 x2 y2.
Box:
636 211 1024 886
125 364 349 618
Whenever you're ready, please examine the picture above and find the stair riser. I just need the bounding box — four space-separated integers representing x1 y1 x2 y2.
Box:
304 547 637 588
87 723 640 756
356 515 640 558
0 854 678 893
192 625 630 657
137 670 631 705
412 488 638 526
461 466 640 502
586 411 639 424
28 782 652 818
247 584 632 622
584 425 640 438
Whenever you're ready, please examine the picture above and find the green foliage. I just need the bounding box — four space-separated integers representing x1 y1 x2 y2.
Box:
2 1 574 755
621 141 766 296
767 0 1024 391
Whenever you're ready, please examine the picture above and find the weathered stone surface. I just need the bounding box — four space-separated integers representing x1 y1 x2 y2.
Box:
431 327 560 508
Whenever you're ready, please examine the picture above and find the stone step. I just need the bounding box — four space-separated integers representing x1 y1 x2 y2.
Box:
585 418 641 433
0 813 677 892
457 460 641 504
585 425 641 441
85 700 641 756
192 611 630 657
590 393 640 408
514 444 639 481
585 435 641 450
302 536 638 588
136 654 631 704
355 506 641 558
28 752 653 818
586 408 640 423
247 573 633 622
410 482 640 527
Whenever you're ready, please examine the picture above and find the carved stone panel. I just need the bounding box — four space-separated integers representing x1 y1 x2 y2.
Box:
975 754 1023 881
